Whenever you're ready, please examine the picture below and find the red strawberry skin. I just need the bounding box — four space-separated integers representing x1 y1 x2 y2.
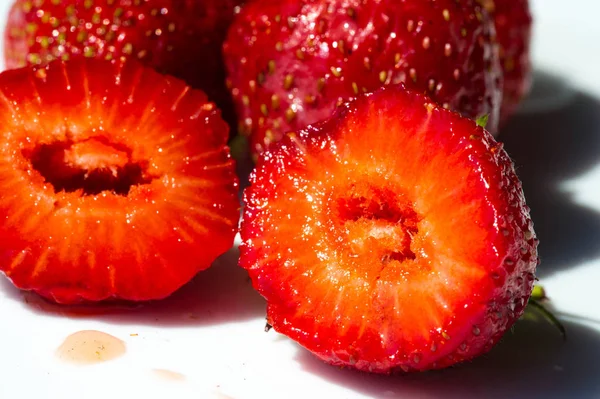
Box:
224 0 502 157
0 57 239 304
4 0 244 125
479 0 533 122
240 84 537 373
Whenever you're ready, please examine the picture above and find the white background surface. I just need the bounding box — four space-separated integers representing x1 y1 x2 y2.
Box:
1 1 600 398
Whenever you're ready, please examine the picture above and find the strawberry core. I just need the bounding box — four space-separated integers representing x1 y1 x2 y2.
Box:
335 185 419 263
65 140 130 172
28 137 153 196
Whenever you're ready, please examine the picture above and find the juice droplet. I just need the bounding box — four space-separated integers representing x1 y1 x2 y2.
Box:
152 369 187 382
56 330 126 364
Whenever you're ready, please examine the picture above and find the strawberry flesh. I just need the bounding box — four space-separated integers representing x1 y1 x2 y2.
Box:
0 57 239 304
240 85 538 373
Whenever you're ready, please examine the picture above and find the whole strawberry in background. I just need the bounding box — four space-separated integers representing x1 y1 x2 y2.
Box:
4 0 244 126
224 0 503 157
0 57 239 304
240 84 538 373
479 0 533 123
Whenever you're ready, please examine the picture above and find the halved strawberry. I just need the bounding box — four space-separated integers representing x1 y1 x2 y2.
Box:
4 0 244 126
0 57 239 304
224 0 502 157
240 84 538 373
479 0 533 122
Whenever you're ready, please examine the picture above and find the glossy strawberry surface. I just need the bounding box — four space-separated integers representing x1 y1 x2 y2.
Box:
479 0 533 122
224 0 502 157
240 84 538 373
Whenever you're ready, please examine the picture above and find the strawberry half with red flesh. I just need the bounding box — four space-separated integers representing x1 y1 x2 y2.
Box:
479 0 533 123
240 84 538 373
0 57 239 304
224 0 502 157
4 0 244 126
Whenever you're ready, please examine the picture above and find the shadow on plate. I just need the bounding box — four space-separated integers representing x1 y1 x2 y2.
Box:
295 317 600 399
0 246 266 327
500 70 600 277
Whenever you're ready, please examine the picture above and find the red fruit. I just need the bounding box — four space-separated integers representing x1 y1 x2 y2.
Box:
224 0 502 157
479 0 533 122
0 57 239 304
4 0 244 125
240 84 538 373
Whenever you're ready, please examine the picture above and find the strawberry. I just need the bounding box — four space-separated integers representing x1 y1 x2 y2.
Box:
239 84 538 373
478 0 533 122
224 0 502 157
4 0 244 126
0 57 239 304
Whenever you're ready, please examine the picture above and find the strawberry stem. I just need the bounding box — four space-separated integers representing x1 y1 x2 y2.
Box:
526 285 566 340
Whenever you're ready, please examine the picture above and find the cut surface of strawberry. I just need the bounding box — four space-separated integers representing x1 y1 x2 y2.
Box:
0 57 239 304
4 0 244 126
224 0 502 157
240 84 538 373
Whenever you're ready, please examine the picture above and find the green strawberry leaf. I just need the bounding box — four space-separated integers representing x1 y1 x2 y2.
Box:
476 114 489 129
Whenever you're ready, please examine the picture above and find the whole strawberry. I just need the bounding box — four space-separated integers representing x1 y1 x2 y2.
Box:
240 84 538 373
4 0 244 125
479 0 533 122
224 0 502 157
0 57 239 304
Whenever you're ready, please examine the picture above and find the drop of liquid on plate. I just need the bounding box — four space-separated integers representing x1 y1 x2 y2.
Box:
56 330 126 364
152 369 187 382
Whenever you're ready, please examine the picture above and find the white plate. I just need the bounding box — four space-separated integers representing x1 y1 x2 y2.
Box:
1 1 599 398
